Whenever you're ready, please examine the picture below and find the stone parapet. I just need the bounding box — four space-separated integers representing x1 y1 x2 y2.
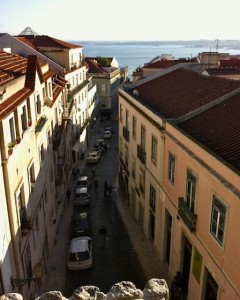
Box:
0 279 169 300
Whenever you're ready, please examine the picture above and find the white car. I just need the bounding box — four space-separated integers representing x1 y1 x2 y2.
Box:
102 130 112 139
67 236 93 270
74 187 90 205
86 151 101 163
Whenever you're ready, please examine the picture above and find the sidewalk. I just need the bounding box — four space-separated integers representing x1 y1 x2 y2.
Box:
115 187 170 284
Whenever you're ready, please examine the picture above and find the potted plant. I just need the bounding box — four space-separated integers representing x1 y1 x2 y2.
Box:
8 141 15 155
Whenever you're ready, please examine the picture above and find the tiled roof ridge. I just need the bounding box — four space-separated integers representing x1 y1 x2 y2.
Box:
43 36 82 49
176 86 240 124
125 63 192 90
86 58 107 74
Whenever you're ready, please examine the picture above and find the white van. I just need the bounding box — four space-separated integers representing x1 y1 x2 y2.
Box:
67 237 93 270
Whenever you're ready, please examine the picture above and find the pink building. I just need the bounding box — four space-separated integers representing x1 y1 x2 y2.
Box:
118 67 240 299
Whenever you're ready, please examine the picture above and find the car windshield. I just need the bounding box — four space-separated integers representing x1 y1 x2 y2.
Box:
69 251 90 262
73 219 88 227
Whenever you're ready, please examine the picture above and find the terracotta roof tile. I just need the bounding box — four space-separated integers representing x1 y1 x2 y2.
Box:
178 94 240 171
18 35 82 50
16 37 37 49
0 51 28 85
85 58 107 74
127 68 240 118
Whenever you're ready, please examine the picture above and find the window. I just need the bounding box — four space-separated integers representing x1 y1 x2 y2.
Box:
139 169 145 194
168 152 175 185
126 109 129 129
151 135 157 163
28 163 35 193
132 157 136 178
9 117 16 143
141 125 146 150
16 186 24 226
101 85 106 93
150 185 156 212
210 196 226 245
36 94 41 115
21 105 28 131
186 170 197 213
132 116 136 139
125 145 129 166
120 104 123 121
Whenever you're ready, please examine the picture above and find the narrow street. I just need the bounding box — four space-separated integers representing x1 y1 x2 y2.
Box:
65 116 146 296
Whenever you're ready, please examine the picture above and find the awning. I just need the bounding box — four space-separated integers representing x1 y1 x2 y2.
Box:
73 143 81 152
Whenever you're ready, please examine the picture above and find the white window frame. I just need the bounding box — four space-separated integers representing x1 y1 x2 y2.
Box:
168 152 175 185
151 135 157 163
210 195 226 246
186 170 196 213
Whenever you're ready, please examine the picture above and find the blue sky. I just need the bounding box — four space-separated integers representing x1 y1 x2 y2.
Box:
1 0 240 41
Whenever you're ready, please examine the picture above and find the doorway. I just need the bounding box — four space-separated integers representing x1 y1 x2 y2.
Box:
182 236 192 298
204 269 218 300
164 209 172 265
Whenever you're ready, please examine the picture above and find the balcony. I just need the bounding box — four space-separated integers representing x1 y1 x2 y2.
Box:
20 207 32 236
178 197 197 232
123 126 129 141
137 144 146 164
53 126 62 150
35 116 47 132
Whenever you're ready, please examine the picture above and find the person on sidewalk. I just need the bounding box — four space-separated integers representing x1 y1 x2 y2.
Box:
66 188 71 203
72 166 77 180
98 225 108 247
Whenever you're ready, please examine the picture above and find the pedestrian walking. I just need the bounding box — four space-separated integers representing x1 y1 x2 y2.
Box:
66 188 71 203
94 178 99 194
72 166 77 180
98 225 108 246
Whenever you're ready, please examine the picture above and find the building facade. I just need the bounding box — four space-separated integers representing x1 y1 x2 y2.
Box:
0 30 97 299
118 67 240 300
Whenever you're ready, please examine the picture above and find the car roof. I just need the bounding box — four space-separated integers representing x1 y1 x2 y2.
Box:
88 151 98 155
76 187 88 193
70 237 91 253
78 176 89 181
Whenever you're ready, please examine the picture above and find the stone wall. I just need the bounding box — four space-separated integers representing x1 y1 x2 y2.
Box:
0 279 169 300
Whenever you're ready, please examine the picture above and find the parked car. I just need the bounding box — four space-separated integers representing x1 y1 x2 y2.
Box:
102 130 112 139
92 143 104 156
67 236 93 270
74 187 90 206
70 212 91 238
86 151 101 163
76 175 90 189
105 126 113 134
96 138 107 147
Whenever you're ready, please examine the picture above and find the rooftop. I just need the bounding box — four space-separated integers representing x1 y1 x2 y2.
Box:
124 67 240 172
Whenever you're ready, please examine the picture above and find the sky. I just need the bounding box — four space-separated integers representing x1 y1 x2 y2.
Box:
1 0 240 41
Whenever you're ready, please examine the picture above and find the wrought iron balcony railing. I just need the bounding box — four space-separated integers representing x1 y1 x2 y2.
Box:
178 197 197 232
137 144 146 164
